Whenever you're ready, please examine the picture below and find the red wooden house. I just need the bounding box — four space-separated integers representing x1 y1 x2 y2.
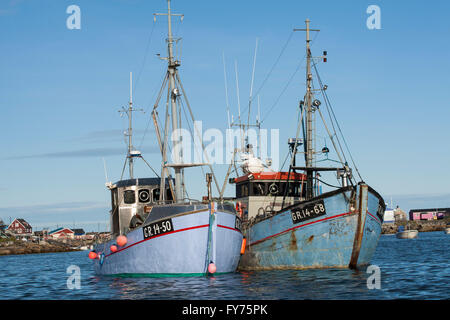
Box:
7 218 33 237
48 227 75 239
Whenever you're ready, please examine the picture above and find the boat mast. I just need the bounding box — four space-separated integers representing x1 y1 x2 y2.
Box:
128 72 134 179
305 19 314 199
120 71 143 181
294 19 319 199
166 0 183 202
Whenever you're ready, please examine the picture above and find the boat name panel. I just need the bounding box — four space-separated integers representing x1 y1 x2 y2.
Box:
142 218 174 239
290 200 326 224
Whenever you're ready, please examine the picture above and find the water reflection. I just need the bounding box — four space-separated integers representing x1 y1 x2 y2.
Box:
0 232 449 299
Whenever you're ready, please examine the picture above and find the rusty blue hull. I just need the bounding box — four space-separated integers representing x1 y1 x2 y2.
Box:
238 184 384 270
93 205 243 276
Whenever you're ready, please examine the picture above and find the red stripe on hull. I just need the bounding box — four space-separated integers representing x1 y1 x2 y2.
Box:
105 224 209 258
249 212 354 246
217 224 241 232
367 212 381 225
104 223 242 258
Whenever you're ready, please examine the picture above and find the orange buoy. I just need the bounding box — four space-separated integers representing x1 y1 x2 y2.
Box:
240 237 246 255
110 245 118 253
208 262 216 274
88 251 98 259
117 235 127 247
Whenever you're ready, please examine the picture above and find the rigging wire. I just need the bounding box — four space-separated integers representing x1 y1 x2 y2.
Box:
311 80 347 166
260 31 319 124
260 56 304 124
312 62 363 182
133 20 156 97
178 94 207 180
138 72 169 150
313 176 342 189
250 31 294 106
311 63 347 165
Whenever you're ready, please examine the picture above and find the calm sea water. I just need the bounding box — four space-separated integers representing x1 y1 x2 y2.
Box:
0 231 448 300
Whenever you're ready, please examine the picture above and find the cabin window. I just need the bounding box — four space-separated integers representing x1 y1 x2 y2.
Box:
241 184 249 197
166 189 174 201
236 183 250 198
124 190 135 204
152 188 160 201
287 182 301 197
252 182 267 196
112 206 120 235
138 189 151 203
111 189 120 235
111 188 118 208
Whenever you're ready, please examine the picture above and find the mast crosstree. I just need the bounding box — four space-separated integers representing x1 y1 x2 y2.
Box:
152 0 220 203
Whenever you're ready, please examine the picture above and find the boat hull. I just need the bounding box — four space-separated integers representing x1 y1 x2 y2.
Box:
444 228 450 234
396 230 418 239
92 206 242 276
238 184 384 270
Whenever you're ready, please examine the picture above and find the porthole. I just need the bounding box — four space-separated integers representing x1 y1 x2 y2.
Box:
138 189 151 203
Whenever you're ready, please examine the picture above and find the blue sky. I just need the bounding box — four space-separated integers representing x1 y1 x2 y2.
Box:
1 0 450 231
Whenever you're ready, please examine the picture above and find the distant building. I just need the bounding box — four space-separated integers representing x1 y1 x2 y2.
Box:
6 218 32 237
85 232 96 240
394 207 407 222
48 227 75 239
72 228 86 240
383 208 395 223
409 208 450 221
98 232 111 240
34 230 49 239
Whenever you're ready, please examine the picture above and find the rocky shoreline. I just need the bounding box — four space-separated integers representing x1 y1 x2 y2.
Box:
1 220 447 256
382 219 449 235
0 239 92 256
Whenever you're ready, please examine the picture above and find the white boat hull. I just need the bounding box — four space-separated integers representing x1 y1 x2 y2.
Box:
396 230 418 239
93 208 243 276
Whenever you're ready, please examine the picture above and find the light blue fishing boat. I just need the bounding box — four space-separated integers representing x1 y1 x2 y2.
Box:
227 19 385 270
91 0 242 277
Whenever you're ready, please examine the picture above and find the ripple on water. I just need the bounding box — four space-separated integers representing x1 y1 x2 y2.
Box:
0 232 448 299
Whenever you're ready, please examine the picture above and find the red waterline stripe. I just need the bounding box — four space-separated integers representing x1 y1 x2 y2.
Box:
249 212 353 247
218 224 241 233
367 211 381 225
105 224 209 258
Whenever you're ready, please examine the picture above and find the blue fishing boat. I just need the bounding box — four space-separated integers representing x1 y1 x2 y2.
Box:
227 19 385 270
90 0 242 277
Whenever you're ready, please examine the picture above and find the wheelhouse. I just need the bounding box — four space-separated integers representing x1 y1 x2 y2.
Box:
109 178 173 236
231 172 307 220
